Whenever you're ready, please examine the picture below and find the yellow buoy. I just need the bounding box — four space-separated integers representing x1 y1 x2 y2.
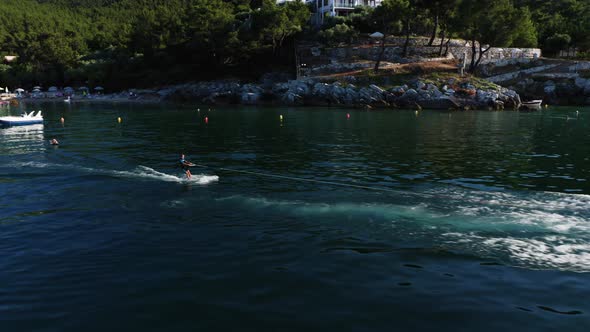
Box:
60 117 64 123
117 117 122 123
280 115 283 121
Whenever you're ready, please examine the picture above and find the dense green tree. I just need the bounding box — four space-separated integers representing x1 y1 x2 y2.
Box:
514 0 590 51
371 0 408 72
0 0 310 88
544 33 572 56
451 0 537 72
419 0 459 51
348 7 377 34
318 23 359 46
0 0 588 88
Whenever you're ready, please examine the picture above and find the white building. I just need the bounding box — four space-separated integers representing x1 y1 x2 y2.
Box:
276 0 383 25
310 0 383 24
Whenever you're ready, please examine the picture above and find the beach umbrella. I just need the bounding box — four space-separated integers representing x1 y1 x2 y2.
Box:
15 88 25 92
32 88 41 92
0 87 4 91
64 87 74 92
370 32 384 38
78 86 89 91
94 86 104 91
48 86 58 92
33 86 41 90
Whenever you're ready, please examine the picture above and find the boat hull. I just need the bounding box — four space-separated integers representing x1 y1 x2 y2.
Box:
520 100 543 111
0 117 43 126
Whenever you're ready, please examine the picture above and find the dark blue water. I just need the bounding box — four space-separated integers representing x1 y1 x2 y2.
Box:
1 103 589 331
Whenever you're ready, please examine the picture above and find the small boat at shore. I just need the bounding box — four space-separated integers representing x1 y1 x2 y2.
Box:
520 100 543 111
0 111 43 126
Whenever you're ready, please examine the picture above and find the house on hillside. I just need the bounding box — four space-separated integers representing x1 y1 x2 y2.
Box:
309 0 383 25
277 0 383 25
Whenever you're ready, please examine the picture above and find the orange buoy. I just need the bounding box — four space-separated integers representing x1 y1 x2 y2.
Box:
346 113 350 119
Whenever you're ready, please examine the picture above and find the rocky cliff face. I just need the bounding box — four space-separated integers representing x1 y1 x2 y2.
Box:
479 59 590 105
513 75 590 106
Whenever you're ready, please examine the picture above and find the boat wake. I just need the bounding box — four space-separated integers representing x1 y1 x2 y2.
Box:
7 162 219 184
6 159 590 271
116 166 219 184
215 190 590 272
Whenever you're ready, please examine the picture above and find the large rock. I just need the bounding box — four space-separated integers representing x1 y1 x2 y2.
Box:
575 77 588 89
281 92 302 105
397 89 418 105
417 97 460 109
476 89 500 105
497 88 521 108
544 84 556 95
241 92 261 105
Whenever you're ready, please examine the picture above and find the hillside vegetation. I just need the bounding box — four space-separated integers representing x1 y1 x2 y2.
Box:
0 0 588 90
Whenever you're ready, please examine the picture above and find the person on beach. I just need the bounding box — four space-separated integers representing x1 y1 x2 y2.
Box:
179 154 192 179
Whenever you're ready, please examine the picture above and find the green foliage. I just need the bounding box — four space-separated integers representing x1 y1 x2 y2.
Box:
0 0 310 89
511 7 538 48
348 7 377 34
544 34 572 56
318 24 359 46
1 0 589 89
448 0 538 72
514 0 590 51
251 0 309 52
373 0 410 35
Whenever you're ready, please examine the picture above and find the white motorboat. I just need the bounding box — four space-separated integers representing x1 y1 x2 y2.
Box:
521 100 543 111
0 111 43 126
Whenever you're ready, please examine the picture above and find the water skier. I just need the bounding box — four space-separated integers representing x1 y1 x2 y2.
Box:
179 154 193 179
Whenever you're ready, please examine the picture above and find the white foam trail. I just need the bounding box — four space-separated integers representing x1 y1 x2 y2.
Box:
216 192 590 272
108 166 219 184
6 162 219 185
6 161 590 271
442 233 590 272
216 195 443 221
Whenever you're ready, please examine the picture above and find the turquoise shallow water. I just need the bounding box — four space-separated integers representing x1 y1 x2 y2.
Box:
1 103 589 331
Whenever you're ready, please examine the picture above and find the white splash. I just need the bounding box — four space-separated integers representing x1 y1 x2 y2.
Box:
217 190 590 272
110 166 219 184
7 162 218 185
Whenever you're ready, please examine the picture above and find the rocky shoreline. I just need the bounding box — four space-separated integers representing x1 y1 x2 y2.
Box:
160 78 522 110
20 78 523 110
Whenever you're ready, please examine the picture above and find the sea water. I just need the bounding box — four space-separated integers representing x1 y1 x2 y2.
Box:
1 103 589 331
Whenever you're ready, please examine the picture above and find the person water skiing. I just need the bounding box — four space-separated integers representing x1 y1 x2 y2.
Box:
179 154 193 179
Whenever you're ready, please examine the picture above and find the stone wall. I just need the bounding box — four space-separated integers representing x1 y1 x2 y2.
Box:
299 38 542 76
